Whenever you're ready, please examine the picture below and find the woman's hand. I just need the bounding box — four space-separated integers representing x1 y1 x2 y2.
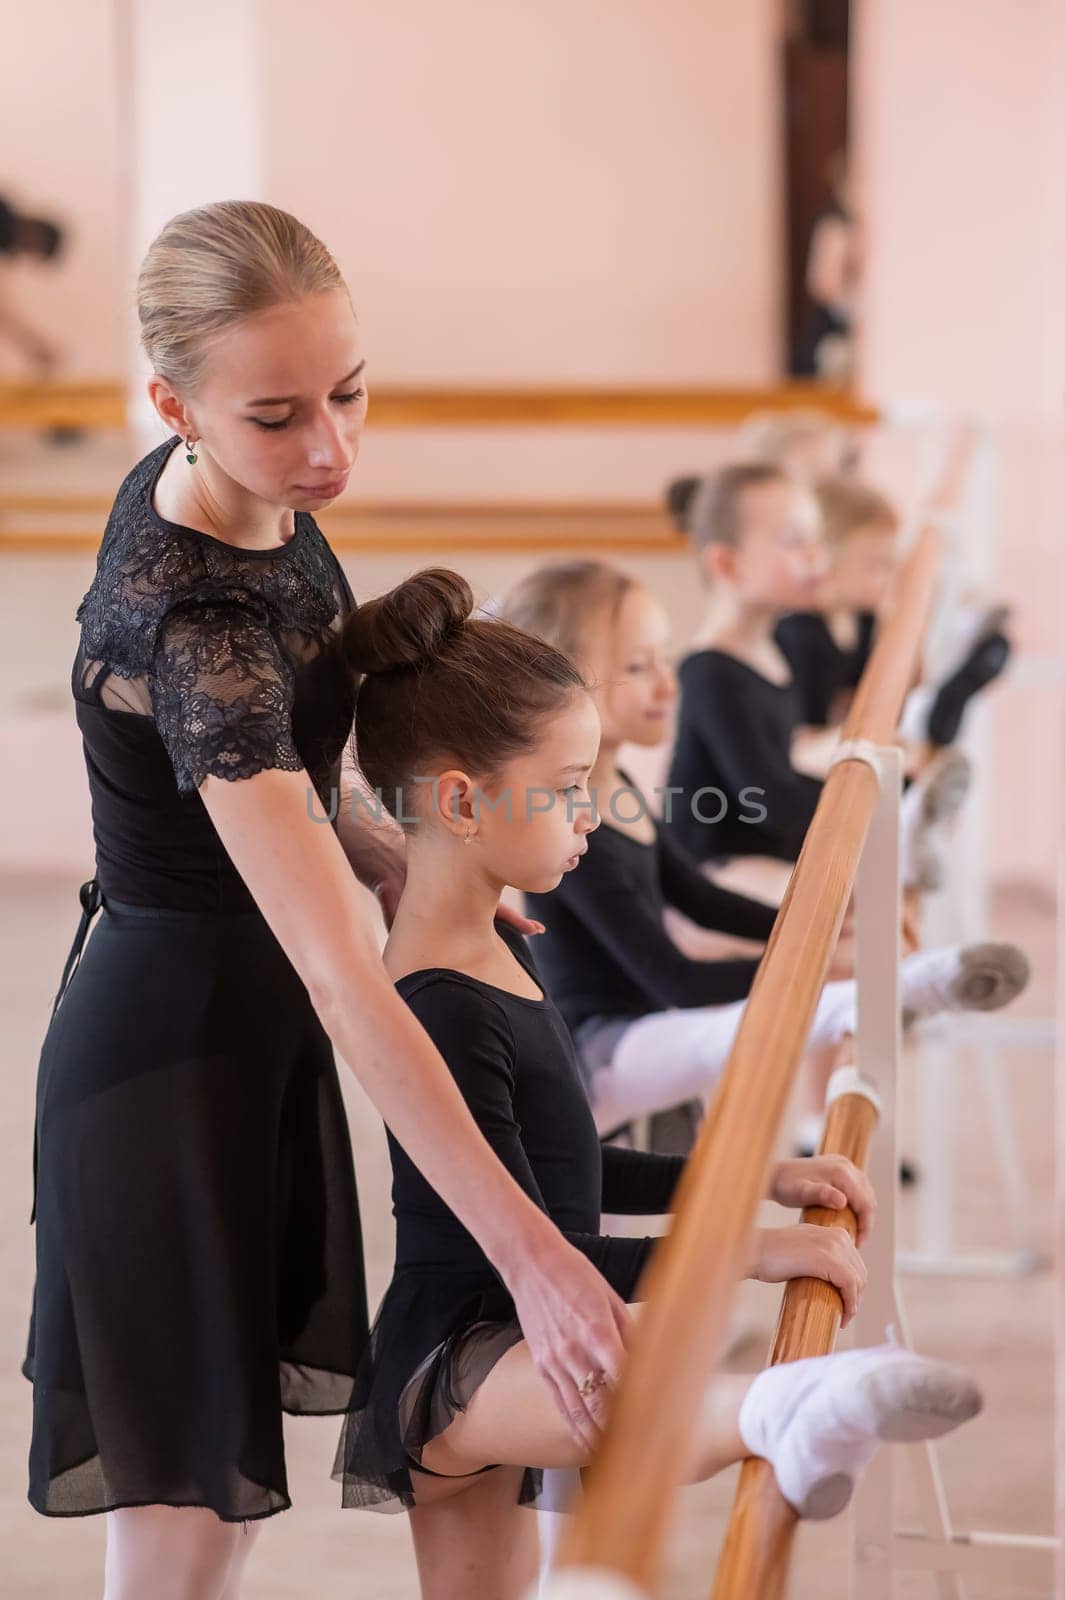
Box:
749 1223 867 1327
501 1219 631 1451
769 1155 876 1246
495 900 546 938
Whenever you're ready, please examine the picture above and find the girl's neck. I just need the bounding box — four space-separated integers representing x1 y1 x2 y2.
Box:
590 741 623 796
156 446 295 551
589 742 656 843
694 587 779 652
385 842 505 976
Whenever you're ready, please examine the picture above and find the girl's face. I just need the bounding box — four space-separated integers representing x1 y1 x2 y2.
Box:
711 480 829 612
152 289 368 511
434 691 602 895
826 526 898 612
587 585 677 748
778 430 846 485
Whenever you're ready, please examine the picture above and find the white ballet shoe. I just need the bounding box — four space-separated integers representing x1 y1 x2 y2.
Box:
741 1345 983 1522
899 941 1031 1029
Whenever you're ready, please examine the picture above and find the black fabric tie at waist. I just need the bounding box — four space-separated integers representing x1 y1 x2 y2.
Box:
50 876 103 1019
31 877 103 1225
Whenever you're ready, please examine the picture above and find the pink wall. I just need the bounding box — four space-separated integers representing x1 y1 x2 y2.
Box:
856 0 1065 887
261 0 782 386
0 1 783 387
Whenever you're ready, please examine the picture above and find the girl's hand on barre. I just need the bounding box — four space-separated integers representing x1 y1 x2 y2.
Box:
769 1156 877 1246
749 1224 868 1327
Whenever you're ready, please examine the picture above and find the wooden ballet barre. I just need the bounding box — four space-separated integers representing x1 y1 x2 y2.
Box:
0 380 127 430
710 1065 881 1600
0 378 879 431
554 526 940 1596
0 497 679 556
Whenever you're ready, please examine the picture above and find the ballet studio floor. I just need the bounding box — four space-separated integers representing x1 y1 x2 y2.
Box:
1 871 1056 1599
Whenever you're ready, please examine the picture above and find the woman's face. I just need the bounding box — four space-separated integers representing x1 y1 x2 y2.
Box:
586 585 677 749
174 289 368 511
724 480 829 611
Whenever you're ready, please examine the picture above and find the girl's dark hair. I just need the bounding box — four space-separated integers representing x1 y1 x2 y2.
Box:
342 568 586 825
664 475 702 534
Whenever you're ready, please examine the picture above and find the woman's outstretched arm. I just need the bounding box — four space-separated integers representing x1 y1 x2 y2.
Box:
201 764 628 1448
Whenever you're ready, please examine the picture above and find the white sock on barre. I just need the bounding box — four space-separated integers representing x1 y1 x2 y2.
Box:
737 1343 982 1519
807 941 1030 1049
898 683 935 744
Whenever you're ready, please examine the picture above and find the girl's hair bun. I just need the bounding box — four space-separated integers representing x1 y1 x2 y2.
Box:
342 568 475 675
664 474 702 534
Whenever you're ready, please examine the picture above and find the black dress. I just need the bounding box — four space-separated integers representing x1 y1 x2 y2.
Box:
333 922 684 1512
524 813 775 1070
24 436 369 1522
775 610 876 728
663 649 823 866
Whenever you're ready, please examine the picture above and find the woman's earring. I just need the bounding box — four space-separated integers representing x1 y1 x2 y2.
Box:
463 830 474 845
184 435 198 465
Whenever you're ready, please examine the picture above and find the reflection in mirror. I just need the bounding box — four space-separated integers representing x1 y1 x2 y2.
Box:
783 0 855 382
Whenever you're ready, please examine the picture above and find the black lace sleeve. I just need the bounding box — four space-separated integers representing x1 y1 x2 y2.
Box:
149 597 302 794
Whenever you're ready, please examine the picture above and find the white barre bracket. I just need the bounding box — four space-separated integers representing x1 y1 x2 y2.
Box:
825 1063 883 1116
829 736 896 784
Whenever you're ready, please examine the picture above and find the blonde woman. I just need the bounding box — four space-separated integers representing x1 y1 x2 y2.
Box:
25 202 627 1600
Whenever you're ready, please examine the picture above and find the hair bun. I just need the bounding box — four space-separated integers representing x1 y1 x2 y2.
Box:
343 568 475 675
664 474 702 534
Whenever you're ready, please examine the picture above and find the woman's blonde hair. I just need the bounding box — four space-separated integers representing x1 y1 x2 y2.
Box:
501 560 636 670
137 200 346 392
815 476 899 548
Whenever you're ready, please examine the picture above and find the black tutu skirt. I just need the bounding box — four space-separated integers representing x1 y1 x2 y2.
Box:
333 1267 541 1512
24 887 370 1522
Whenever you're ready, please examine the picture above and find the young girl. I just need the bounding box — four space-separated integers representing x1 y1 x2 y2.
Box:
776 476 899 732
662 463 977 892
333 567 982 1600
778 474 1008 754
502 560 1028 1133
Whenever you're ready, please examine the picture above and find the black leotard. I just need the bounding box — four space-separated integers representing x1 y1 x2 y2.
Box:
775 610 876 727
664 649 823 864
333 921 684 1512
525 808 775 1055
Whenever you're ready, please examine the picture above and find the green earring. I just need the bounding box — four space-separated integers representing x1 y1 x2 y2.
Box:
184 435 198 465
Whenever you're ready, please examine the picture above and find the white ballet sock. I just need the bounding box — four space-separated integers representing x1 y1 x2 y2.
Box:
898 683 935 744
806 942 1030 1048
738 1343 982 1519
793 1111 825 1155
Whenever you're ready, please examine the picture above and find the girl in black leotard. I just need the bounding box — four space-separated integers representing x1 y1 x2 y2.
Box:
662 463 975 890
775 477 897 728
501 560 1028 1136
332 567 985 1599
663 462 830 867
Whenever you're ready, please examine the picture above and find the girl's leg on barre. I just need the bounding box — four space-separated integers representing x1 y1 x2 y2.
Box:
588 1003 749 1131
415 1323 979 1533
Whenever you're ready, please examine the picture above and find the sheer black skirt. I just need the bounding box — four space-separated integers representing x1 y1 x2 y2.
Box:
24 892 369 1522
333 1270 536 1513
